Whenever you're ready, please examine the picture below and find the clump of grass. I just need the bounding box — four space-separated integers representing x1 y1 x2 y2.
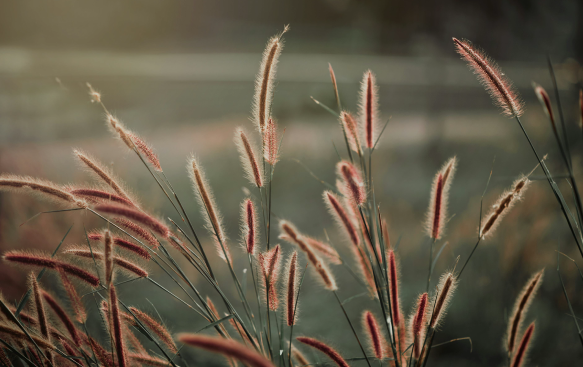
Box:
1 27 572 367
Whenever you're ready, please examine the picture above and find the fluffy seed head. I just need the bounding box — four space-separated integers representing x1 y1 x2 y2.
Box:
336 161 366 206
74 150 135 205
453 38 524 117
511 322 535 367
127 132 162 171
129 307 177 353
64 248 148 278
69 188 134 207
114 218 159 249
109 286 128 367
95 204 169 238
533 83 555 127
88 231 151 259
363 311 386 359
106 114 135 152
264 118 280 165
340 111 361 153
179 334 275 367
285 251 300 326
3 251 99 286
411 293 429 359
388 250 402 325
360 70 379 149
41 290 82 346
259 245 282 311
296 337 349 367
241 199 258 256
279 221 337 291
253 27 288 133
507 270 543 354
324 191 360 247
304 236 341 265
0 175 86 208
430 272 458 328
58 270 87 323
188 157 231 262
104 230 114 285
29 274 49 340
426 157 457 240
291 345 309 367
0 323 55 351
480 176 530 238
235 128 264 187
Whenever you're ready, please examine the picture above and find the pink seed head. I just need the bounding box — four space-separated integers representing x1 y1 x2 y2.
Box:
336 161 366 206
453 38 524 118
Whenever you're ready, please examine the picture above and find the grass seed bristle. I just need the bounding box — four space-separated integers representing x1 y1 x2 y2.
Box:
296 337 349 367
453 38 524 118
280 221 338 291
235 128 264 188
189 157 231 262
507 270 543 354
179 334 275 367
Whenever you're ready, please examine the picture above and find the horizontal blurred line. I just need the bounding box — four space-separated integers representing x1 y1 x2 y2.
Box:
0 48 567 89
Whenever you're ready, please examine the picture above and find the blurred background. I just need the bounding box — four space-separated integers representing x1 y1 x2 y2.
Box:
1 0 583 365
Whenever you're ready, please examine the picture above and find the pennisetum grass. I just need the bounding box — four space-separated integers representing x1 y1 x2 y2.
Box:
510 322 535 367
179 334 275 367
506 270 543 356
362 310 387 360
296 337 349 367
285 251 300 326
0 27 565 367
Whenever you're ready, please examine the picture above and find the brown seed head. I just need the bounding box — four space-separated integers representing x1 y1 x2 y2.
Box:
3 251 99 287
480 176 530 238
64 248 148 279
189 157 231 262
363 311 386 359
285 251 300 326
426 157 457 240
73 150 135 205
360 70 379 149
179 334 275 367
259 245 282 311
507 270 543 354
109 286 128 367
127 132 162 171
453 38 524 117
511 322 535 367
253 27 288 133
129 307 177 353
264 118 280 165
411 293 429 359
114 218 159 249
241 199 258 256
235 128 264 187
336 161 366 206
296 337 349 367
324 191 360 247
0 175 86 208
430 272 458 328
279 221 338 291
340 111 361 153
41 290 82 346
95 204 169 238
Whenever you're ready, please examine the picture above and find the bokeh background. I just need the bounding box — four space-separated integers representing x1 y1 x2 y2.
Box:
1 0 583 365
